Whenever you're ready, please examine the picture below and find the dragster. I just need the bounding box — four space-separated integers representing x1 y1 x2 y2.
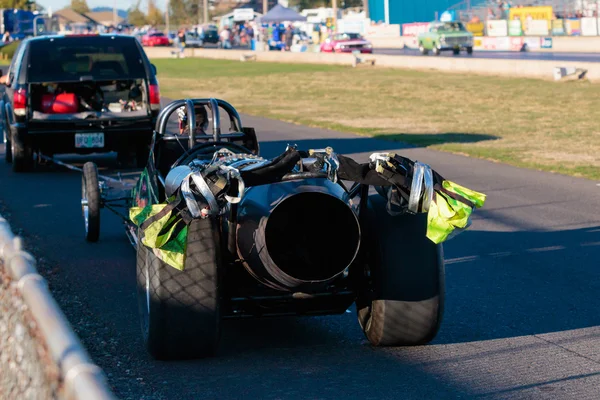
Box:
80 98 485 360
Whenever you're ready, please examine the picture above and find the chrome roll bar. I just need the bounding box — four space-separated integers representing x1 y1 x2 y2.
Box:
155 98 244 144
185 98 196 149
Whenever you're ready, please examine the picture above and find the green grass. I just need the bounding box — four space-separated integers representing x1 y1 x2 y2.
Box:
153 58 600 180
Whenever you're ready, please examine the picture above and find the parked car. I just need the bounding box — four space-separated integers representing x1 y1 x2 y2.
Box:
320 32 372 54
417 21 474 55
198 24 219 44
185 31 203 48
1 34 161 172
142 32 170 47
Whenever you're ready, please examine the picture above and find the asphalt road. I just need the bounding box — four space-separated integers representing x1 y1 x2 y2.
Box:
1 113 600 400
375 47 600 62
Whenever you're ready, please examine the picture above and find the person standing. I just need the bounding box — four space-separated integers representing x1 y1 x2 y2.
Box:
285 25 294 51
177 29 187 58
220 26 231 49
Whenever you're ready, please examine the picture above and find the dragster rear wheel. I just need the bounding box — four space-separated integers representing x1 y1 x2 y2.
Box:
136 217 222 360
82 162 100 242
356 195 445 346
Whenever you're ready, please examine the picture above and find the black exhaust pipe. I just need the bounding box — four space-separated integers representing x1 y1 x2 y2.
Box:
235 179 361 292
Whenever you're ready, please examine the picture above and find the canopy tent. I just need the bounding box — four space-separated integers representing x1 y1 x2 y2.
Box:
259 4 307 23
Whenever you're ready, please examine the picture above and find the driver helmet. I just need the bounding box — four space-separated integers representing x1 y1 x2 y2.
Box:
177 104 209 135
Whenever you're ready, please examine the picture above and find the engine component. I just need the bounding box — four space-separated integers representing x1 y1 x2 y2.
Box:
236 179 361 292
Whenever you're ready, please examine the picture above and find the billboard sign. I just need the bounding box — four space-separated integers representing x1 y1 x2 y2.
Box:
234 8 254 21
566 19 581 35
401 22 429 36
466 22 484 36
525 20 549 35
487 20 508 36
552 19 565 35
508 20 522 36
581 17 598 36
541 37 553 48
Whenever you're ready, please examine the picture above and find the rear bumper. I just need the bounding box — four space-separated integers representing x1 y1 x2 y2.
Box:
13 122 154 154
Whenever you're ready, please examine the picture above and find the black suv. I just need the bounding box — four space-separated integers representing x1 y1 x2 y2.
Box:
1 34 161 172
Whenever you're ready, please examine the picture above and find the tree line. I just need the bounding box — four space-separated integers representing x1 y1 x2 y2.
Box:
69 0 366 28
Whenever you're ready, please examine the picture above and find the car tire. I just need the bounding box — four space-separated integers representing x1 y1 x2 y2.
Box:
11 128 33 172
356 195 445 346
419 43 429 55
466 46 473 55
136 217 222 360
82 162 101 242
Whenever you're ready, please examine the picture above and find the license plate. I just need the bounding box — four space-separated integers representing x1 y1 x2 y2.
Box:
75 133 104 149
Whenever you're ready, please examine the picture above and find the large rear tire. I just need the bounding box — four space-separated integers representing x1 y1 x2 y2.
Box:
82 162 101 242
136 217 222 360
356 195 445 346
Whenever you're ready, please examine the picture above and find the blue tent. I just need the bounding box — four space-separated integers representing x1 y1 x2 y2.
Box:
260 4 307 23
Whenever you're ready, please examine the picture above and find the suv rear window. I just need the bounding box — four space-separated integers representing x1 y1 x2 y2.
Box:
27 36 147 83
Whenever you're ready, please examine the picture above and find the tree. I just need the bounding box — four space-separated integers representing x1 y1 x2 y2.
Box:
169 0 194 26
147 0 165 26
0 0 29 8
70 0 90 14
128 0 147 26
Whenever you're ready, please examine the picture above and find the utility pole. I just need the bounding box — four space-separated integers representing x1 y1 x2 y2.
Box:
166 0 170 33
263 0 268 15
204 0 208 24
332 0 337 33
113 0 117 27
364 0 369 19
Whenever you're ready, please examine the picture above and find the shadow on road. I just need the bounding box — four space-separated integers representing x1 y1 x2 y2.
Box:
373 132 499 147
439 224 600 344
260 134 498 158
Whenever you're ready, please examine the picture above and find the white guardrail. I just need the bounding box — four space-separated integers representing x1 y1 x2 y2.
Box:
0 213 116 400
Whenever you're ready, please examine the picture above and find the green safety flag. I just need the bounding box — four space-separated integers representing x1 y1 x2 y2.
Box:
130 202 188 271
427 180 486 244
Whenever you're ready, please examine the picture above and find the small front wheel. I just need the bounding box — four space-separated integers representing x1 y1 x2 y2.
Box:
432 44 441 56
82 162 101 242
466 46 473 55
453 48 460 55
419 43 429 55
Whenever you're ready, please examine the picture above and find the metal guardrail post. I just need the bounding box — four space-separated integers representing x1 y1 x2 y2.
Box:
0 215 116 400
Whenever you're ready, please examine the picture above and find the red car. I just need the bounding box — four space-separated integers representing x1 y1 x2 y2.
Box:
320 33 373 54
142 32 170 47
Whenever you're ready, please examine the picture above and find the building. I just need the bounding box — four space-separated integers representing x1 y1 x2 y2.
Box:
85 11 125 27
53 8 100 32
368 0 460 25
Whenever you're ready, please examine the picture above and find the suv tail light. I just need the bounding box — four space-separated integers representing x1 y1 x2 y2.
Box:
149 84 160 111
14 88 27 116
